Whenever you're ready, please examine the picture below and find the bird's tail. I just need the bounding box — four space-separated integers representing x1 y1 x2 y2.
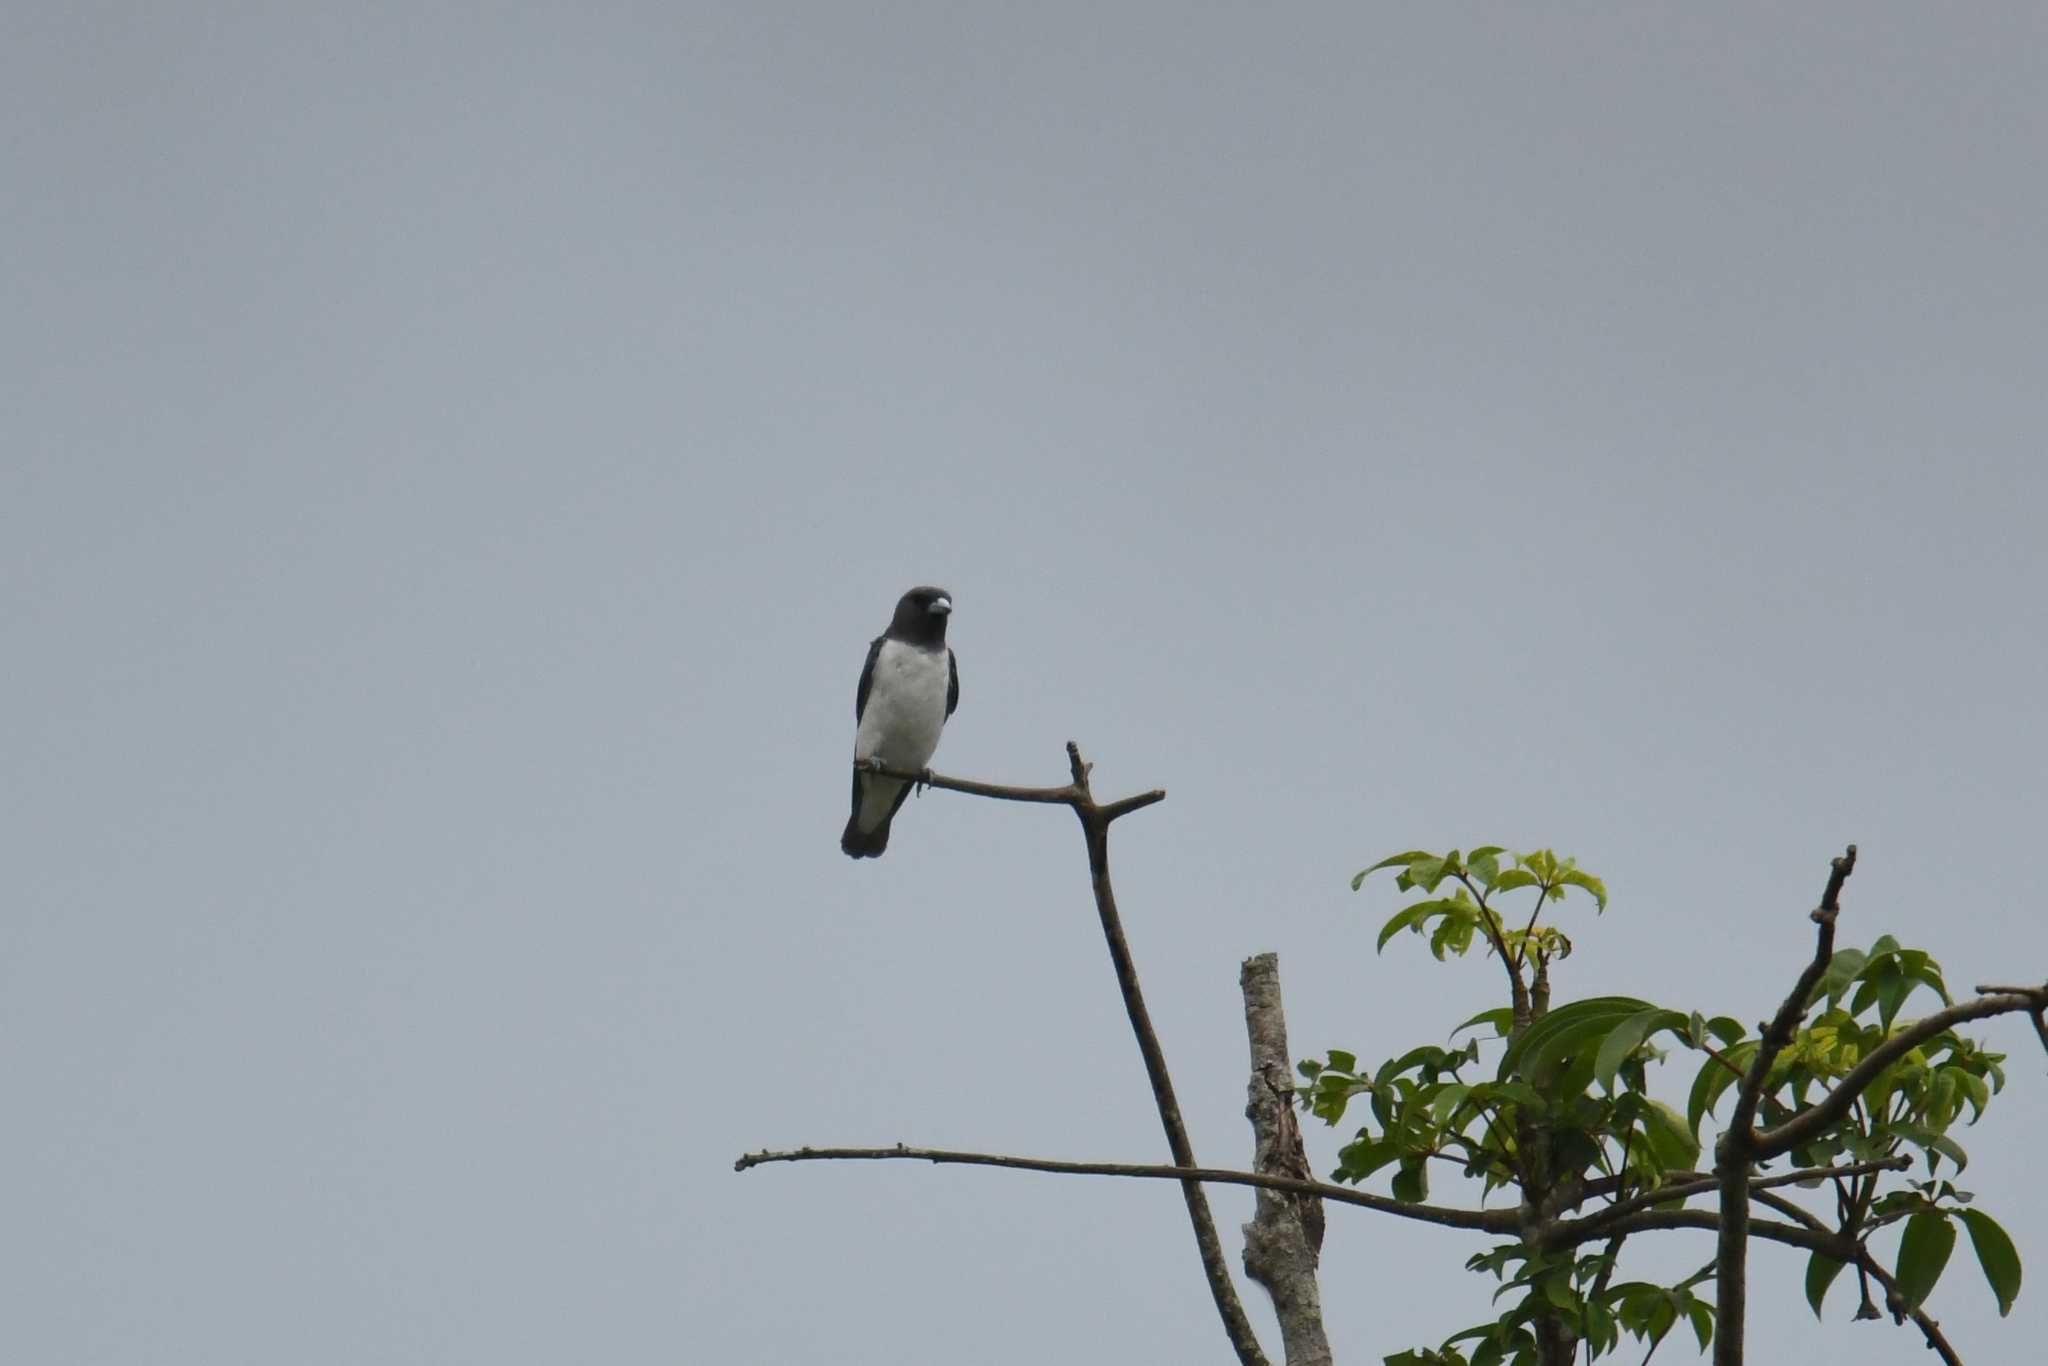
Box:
840 810 890 859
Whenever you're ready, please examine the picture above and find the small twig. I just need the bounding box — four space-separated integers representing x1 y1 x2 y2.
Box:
1853 1246 1964 1366
1453 872 1530 1024
1714 844 1856 1366
733 1144 1519 1232
1514 884 1548 972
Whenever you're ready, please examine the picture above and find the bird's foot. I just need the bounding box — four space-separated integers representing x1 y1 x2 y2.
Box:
858 756 890 775
914 767 935 796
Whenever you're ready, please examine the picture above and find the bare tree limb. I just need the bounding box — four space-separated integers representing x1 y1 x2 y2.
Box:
1239 954 1333 1366
1972 984 2048 1060
1726 845 1858 1141
857 757 1166 819
1971 987 2048 1060
1714 844 1856 1366
735 1143 1522 1232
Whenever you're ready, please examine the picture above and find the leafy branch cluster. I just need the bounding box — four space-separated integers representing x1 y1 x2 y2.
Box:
1308 847 2024 1366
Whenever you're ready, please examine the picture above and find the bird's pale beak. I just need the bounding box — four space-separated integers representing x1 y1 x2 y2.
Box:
929 596 953 616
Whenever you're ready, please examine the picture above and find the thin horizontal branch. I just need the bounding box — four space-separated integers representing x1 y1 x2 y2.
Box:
1729 845 1857 1142
1757 991 2046 1157
1568 1207 1849 1258
860 761 1080 805
1551 1156 1909 1244
858 758 1166 822
1102 788 1169 821
734 1144 1519 1233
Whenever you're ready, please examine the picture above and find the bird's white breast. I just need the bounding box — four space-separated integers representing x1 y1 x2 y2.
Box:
853 640 951 771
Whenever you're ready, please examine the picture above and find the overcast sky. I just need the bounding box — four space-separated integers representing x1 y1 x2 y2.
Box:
6 5 2046 1364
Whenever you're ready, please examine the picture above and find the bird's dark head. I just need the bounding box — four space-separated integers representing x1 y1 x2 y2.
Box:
889 585 954 646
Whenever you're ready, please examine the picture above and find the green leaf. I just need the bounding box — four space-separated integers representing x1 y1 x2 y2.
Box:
1685 1297 1713 1351
1957 1071 1992 1121
1705 1016 1746 1046
1353 850 1434 892
1958 1209 2022 1316
1805 1252 1846 1319
1895 1213 1958 1310
1493 868 1538 893
1376 903 1430 952
1431 1083 1473 1128
1336 1138 1401 1182
1327 1049 1357 1074
1452 1006 1517 1040
1688 1041 1757 1136
1404 856 1449 892
1638 1100 1701 1172
1559 868 1608 911
1500 996 1657 1090
1809 947 1869 1007
1875 966 1913 1029
1892 1120 1970 1175
1593 1008 1683 1092
1469 847 1504 888
1378 897 1468 953
1392 1157 1429 1203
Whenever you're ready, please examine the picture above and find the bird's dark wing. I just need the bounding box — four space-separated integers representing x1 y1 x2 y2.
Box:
855 635 884 722
946 649 959 718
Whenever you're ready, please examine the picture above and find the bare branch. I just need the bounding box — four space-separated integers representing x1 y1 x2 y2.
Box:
1714 844 1856 1366
1728 845 1858 1140
1756 990 2047 1158
1240 954 1332 1366
858 761 1077 806
733 1143 1519 1232
859 754 1171 822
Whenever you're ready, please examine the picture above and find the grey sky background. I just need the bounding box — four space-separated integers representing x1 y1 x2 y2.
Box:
5 4 2045 1363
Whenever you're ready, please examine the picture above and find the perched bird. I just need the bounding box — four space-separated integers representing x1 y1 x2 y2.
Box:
841 586 959 859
